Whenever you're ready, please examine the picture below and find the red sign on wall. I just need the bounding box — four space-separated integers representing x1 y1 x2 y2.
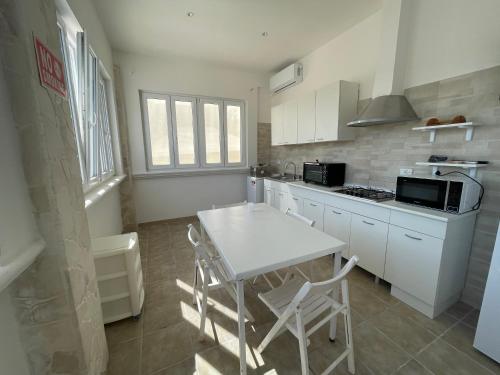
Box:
34 36 67 98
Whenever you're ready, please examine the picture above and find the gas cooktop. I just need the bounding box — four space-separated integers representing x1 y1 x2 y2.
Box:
334 186 395 202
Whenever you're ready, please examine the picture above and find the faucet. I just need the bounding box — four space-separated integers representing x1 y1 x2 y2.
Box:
282 161 297 178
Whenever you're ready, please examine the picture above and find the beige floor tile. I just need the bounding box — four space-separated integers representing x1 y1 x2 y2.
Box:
309 343 373 375
151 357 196 375
142 322 196 374
349 283 390 321
445 301 474 320
388 302 457 336
442 322 500 374
395 359 433 374
352 322 411 375
371 308 437 355
107 337 141 375
462 309 480 329
417 339 494 375
105 317 143 348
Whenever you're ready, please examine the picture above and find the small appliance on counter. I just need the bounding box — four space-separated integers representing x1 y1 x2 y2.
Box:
249 164 269 177
303 161 345 187
395 176 482 214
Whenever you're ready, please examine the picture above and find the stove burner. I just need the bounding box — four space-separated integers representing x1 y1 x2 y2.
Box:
335 187 395 202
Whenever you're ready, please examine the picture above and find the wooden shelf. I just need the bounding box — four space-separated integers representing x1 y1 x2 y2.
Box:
416 162 486 177
412 122 478 143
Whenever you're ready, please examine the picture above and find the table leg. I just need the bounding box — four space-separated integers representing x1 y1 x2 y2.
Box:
236 280 247 375
329 252 342 340
200 224 206 242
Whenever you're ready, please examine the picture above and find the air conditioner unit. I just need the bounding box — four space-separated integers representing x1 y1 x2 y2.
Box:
270 63 303 94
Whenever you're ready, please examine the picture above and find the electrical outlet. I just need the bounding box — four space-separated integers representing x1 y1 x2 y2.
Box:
400 168 413 176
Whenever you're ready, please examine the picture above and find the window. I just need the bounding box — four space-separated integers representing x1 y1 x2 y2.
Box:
58 16 117 189
141 92 245 170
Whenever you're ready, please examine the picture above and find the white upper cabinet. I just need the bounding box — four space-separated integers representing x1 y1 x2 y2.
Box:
297 92 316 144
271 104 284 145
271 80 359 146
283 101 298 145
315 81 358 142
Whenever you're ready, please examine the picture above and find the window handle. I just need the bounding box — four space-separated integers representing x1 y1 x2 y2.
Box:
405 234 422 241
362 220 374 226
332 210 342 215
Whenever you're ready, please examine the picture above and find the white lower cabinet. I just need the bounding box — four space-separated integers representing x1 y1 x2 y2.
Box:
303 198 324 231
349 214 388 278
276 191 289 213
324 205 351 258
288 194 304 215
385 226 443 306
264 186 274 207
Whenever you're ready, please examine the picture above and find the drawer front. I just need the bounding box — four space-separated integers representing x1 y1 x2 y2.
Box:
303 198 325 231
288 194 304 215
349 214 389 278
390 210 447 239
324 205 351 258
385 225 444 305
276 191 289 213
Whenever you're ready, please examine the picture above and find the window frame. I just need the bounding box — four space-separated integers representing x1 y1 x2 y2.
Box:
223 100 246 167
141 92 175 170
197 98 225 168
170 95 200 169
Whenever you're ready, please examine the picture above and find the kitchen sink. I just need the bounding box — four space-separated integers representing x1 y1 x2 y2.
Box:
268 175 301 182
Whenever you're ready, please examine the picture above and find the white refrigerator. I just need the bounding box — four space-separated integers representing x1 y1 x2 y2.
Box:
474 222 500 362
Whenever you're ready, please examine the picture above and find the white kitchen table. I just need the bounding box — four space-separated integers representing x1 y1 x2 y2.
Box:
197 203 346 374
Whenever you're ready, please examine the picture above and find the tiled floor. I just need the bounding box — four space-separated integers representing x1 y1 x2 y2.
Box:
106 217 500 375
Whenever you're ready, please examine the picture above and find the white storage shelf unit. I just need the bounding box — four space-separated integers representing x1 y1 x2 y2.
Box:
92 232 144 324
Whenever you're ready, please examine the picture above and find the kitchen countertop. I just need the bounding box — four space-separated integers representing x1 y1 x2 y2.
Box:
267 179 479 222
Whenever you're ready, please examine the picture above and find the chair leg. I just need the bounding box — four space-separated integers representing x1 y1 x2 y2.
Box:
199 267 209 341
342 280 355 374
192 261 198 305
296 309 309 375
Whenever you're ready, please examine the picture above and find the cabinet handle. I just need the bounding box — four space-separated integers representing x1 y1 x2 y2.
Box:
362 220 374 226
307 139 314 142
332 210 342 215
292 197 299 201
316 137 324 141
405 233 423 241
279 193 284 196
283 141 289 144
309 203 318 207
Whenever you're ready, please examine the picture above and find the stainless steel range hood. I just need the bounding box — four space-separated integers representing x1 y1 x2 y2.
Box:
348 0 418 127
347 95 418 127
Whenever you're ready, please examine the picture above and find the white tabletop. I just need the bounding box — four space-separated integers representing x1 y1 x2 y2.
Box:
197 203 346 281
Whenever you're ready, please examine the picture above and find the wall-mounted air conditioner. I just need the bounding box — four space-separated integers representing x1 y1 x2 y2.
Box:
270 63 303 94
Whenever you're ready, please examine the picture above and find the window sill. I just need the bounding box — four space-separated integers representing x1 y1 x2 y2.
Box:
133 167 249 180
84 174 126 209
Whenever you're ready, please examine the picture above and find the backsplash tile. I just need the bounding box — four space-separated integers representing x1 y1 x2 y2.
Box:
260 65 500 308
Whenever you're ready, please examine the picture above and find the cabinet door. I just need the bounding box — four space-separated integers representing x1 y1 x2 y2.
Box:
303 198 324 231
271 104 284 145
385 226 443 305
324 205 351 258
315 82 340 142
283 101 298 145
276 191 289 213
264 187 274 207
288 194 304 215
297 93 316 144
349 214 388 278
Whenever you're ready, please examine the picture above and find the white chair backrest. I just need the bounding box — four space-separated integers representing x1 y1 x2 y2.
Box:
291 256 359 307
285 208 314 227
212 201 247 210
187 224 212 263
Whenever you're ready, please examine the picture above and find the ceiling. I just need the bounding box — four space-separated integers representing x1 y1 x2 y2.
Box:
92 0 382 73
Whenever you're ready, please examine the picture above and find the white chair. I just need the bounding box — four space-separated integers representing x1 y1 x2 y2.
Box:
187 224 255 340
253 209 314 289
212 200 247 210
257 256 359 375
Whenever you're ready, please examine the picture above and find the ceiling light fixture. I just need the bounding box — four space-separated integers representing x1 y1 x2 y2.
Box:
261 31 269 37
187 11 195 17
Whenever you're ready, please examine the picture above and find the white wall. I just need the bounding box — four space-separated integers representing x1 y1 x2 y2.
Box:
115 51 269 222
272 11 382 106
404 0 500 88
86 189 123 237
0 291 30 375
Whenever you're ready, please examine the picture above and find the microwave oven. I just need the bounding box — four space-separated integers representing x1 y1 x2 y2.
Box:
396 176 481 214
303 162 345 187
